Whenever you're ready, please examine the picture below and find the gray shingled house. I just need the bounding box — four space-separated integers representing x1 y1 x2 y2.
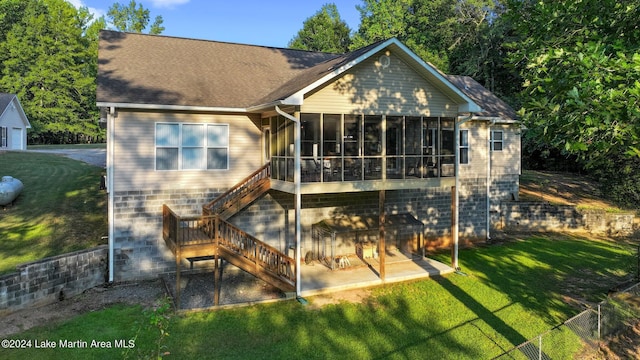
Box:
97 30 519 297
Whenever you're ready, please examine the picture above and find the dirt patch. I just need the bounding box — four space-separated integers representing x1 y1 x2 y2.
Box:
577 292 640 359
0 280 165 338
307 288 372 309
519 170 620 210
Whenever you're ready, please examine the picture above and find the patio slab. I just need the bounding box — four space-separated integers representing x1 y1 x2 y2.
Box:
300 254 454 297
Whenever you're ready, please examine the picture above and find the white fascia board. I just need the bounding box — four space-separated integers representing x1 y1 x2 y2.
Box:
282 38 398 104
96 102 249 113
459 102 483 113
246 99 298 113
472 116 520 124
11 96 31 128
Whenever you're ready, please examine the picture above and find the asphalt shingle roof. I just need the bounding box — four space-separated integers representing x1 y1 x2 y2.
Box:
97 31 515 121
445 75 517 120
97 30 347 108
0 93 15 113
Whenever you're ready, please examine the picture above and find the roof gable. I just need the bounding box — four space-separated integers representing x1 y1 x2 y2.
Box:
283 39 481 112
0 93 30 128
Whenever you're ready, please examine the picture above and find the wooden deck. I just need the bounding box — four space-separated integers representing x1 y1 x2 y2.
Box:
163 204 295 309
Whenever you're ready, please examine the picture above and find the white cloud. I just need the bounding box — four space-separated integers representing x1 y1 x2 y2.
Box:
66 1 106 19
148 0 190 9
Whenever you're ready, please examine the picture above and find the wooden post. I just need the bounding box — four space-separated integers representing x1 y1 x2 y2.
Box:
420 230 425 258
379 190 386 281
214 216 220 306
175 246 181 310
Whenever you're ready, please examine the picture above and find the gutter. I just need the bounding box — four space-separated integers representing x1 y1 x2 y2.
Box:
96 99 303 114
107 106 116 283
96 102 249 113
274 106 302 299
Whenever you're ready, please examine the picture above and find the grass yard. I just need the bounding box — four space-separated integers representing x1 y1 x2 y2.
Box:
1 234 635 359
0 150 107 274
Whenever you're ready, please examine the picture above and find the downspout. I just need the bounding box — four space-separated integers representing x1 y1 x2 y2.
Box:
486 119 496 241
275 106 302 298
107 106 116 283
453 115 473 271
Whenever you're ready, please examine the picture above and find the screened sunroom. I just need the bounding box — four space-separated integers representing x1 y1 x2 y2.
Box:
267 113 457 186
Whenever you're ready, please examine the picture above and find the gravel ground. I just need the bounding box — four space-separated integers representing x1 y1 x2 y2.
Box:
162 262 287 310
28 148 106 168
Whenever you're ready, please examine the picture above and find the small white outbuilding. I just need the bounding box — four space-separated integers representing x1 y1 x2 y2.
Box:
0 93 30 150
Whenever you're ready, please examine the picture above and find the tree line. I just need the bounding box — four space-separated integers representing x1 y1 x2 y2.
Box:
0 0 162 144
290 0 639 208
1 0 638 207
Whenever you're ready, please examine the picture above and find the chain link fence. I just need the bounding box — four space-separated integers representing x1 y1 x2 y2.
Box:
493 282 640 359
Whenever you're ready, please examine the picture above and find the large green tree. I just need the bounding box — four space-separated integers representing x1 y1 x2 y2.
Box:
507 0 640 206
289 3 351 53
107 0 164 34
0 0 101 143
351 0 503 74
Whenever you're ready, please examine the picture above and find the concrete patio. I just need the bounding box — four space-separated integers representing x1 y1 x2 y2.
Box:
300 252 455 297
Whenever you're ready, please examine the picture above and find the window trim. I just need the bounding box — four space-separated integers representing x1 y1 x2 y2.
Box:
154 122 229 171
490 130 503 152
0 127 7 148
459 129 469 164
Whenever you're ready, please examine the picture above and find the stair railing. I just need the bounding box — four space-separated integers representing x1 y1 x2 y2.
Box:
203 162 270 217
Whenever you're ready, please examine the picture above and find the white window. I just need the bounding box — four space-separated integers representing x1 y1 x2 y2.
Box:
155 123 229 170
0 127 6 148
490 130 503 151
459 129 469 164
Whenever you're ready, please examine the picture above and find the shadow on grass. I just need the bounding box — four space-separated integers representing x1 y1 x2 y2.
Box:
168 295 487 360
459 235 635 324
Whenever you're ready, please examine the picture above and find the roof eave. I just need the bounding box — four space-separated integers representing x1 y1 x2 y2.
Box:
1 96 31 128
96 101 250 113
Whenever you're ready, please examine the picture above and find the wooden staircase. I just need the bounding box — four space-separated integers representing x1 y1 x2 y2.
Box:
202 163 271 220
162 163 296 308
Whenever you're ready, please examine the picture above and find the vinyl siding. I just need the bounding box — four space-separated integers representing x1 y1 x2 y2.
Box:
490 125 521 175
302 50 459 117
459 122 521 178
458 121 488 179
112 110 262 191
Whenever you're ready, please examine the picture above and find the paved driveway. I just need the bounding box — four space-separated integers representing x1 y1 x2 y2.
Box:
29 148 106 168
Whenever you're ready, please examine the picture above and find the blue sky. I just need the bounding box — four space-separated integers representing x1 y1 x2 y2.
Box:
70 0 363 48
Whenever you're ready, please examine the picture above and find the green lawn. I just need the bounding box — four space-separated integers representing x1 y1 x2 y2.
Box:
1 235 635 359
0 150 107 274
